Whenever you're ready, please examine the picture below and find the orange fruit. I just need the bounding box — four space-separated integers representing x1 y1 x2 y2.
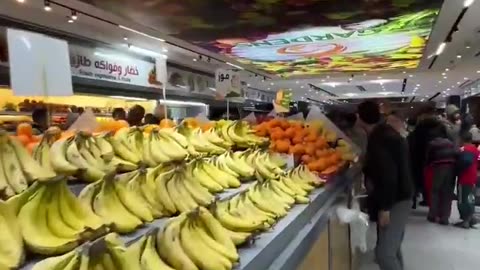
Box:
284 127 296 139
16 135 31 146
17 123 33 138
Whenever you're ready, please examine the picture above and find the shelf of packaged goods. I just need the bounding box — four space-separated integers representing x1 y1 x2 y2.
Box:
0 111 112 118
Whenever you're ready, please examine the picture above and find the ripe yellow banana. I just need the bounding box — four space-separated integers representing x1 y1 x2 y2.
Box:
169 175 197 212
49 138 80 176
18 185 79 255
203 160 241 188
31 248 78 270
157 216 198 270
180 219 232 270
113 171 154 222
192 164 224 192
224 229 251 246
93 175 143 233
155 171 177 214
66 138 105 182
140 234 174 270
0 142 28 194
107 136 141 164
8 135 56 182
0 199 24 269
192 216 238 262
94 135 114 162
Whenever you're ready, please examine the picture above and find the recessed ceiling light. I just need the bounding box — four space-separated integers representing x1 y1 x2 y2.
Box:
123 37 128 41
457 82 461 85
270 82 274 86
416 84 420 87
464 77 469 80
193 58 197 62
444 76 448 79
44 1 52 11
457 54 462 59
441 73 446 76
301 86 305 89
267 87 271 90
402 71 407 74
439 81 442 83
466 45 471 49
71 10 78 20
68 18 74 23
477 70 480 73
363 73 367 76
409 74 413 78
16 0 25 3
295 81 299 84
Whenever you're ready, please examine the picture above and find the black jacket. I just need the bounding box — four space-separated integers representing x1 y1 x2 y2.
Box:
364 123 414 220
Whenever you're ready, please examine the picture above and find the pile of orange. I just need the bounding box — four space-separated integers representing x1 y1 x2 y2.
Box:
14 123 41 153
95 120 130 133
255 118 344 175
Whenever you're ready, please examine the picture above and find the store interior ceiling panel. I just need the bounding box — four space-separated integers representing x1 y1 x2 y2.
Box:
1 0 480 102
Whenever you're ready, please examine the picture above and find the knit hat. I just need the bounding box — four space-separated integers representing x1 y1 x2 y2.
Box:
445 104 459 117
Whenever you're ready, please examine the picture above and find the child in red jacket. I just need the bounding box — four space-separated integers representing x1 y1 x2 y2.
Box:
455 132 479 229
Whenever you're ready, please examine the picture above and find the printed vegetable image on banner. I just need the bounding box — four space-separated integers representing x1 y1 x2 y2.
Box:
274 90 292 113
77 0 443 76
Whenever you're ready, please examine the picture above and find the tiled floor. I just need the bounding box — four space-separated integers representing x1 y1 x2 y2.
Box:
358 205 480 270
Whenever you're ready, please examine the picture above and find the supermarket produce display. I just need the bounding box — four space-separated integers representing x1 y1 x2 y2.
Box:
0 117 353 270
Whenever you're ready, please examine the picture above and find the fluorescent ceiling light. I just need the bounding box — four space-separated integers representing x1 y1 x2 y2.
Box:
208 87 217 92
343 93 359 97
127 45 166 58
436 42 446 55
226 62 244 70
110 95 148 101
378 91 396 95
369 79 398 84
119 25 165 42
323 82 341 87
464 0 475 7
159 99 207 107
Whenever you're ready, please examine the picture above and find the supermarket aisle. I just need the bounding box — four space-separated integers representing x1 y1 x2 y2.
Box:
358 205 480 270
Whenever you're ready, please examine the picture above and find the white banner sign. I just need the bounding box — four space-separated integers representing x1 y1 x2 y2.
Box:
155 57 168 85
69 45 162 89
215 68 242 97
7 29 73 96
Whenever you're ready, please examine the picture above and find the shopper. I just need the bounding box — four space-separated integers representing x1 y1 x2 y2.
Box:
359 101 413 270
32 108 48 134
455 131 479 229
409 106 442 208
127 105 145 127
424 125 457 225
144 113 159 125
443 104 461 147
112 108 126 121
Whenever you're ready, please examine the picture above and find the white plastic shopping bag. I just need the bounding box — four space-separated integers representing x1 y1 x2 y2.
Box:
336 202 370 254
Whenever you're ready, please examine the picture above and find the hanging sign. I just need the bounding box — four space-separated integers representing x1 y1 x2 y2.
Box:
7 28 73 96
273 89 292 113
69 45 162 88
215 68 243 98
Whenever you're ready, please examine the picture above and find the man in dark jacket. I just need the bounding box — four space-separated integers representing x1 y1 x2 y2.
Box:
359 101 413 270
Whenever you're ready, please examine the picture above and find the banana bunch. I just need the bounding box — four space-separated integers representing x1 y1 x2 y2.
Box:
0 198 24 269
155 164 215 214
215 151 255 179
0 132 56 199
143 128 190 166
188 158 241 192
217 120 268 148
158 207 238 270
241 150 286 181
287 165 325 188
53 133 120 182
17 178 107 256
79 172 146 234
177 124 228 155
31 244 92 270
32 133 58 173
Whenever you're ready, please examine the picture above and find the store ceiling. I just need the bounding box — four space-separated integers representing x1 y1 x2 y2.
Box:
1 0 480 102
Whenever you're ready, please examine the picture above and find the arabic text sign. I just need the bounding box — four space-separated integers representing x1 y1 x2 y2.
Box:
7 29 73 96
215 69 242 97
69 45 160 88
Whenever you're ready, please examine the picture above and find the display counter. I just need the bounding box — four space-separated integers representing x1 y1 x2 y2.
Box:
22 165 359 270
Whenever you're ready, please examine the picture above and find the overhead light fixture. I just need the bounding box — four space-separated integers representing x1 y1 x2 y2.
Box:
71 10 78 20
363 73 367 76
409 74 413 78
127 44 166 58
445 68 450 71
466 45 471 49
44 0 52 11
439 81 442 83
457 54 462 59
16 0 25 3
270 82 274 86
209 87 217 91
436 42 446 55
343 93 359 97
378 91 395 96
442 73 446 76
464 0 475 7
267 87 271 90
444 76 448 79
300 86 304 88
68 18 74 23
193 58 198 62
464 77 469 80
477 70 480 73
296 81 299 84
402 71 407 74
123 37 128 41
226 62 244 70
159 99 207 107
110 95 148 101
416 84 420 87
119 25 165 42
